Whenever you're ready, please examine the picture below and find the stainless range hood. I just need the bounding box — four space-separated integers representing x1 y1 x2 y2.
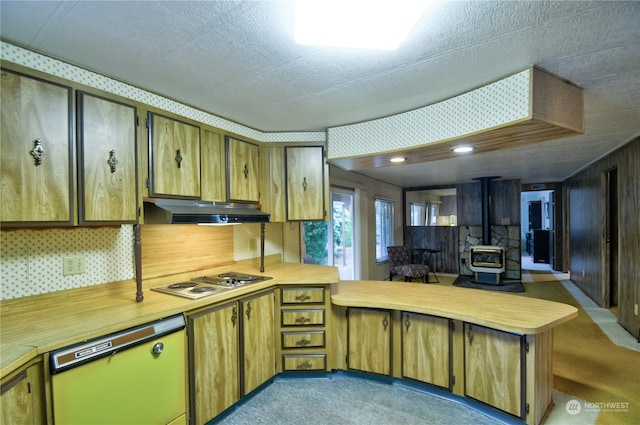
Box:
143 198 270 224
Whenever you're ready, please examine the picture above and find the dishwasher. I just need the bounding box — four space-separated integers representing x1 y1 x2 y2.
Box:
50 314 187 425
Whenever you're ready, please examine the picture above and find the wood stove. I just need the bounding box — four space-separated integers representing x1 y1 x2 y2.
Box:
469 245 505 284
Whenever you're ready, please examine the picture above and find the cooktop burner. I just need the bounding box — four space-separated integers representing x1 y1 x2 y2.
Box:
151 272 272 300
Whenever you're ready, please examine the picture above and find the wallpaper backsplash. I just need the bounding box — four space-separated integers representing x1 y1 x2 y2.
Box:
0 223 284 300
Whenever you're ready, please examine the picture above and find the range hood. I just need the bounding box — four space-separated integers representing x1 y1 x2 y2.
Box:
143 198 270 224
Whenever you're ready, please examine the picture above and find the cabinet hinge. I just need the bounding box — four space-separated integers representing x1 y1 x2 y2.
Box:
526 403 530 415
145 118 149 129
525 341 530 353
449 320 455 332
27 382 31 394
345 355 349 365
135 115 140 127
145 178 150 189
451 375 455 386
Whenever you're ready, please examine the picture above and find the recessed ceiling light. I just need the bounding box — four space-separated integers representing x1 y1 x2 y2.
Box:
390 157 407 163
451 146 475 153
294 1 431 51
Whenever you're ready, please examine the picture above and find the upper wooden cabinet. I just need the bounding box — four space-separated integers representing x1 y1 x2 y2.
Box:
260 146 286 222
1 69 73 225
226 136 259 202
148 112 200 199
286 146 325 221
201 129 226 202
77 92 138 223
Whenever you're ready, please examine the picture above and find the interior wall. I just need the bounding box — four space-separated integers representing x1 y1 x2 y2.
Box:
565 137 639 338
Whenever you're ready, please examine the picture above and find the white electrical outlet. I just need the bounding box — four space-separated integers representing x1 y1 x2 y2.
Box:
63 256 86 276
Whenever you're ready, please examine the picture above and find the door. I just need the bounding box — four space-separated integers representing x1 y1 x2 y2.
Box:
301 187 356 280
77 92 138 223
1 70 73 224
347 308 391 375
402 312 450 389
241 290 275 395
189 302 239 424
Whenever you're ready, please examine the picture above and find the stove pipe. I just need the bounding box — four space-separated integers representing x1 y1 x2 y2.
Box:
472 176 500 245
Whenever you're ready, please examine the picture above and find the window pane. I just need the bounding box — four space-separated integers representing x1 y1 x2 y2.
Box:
301 221 329 265
375 199 394 262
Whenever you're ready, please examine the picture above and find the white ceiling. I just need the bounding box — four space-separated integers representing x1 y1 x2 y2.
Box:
1 1 639 188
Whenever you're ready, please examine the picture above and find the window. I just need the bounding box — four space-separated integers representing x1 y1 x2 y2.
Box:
410 203 425 226
375 198 394 262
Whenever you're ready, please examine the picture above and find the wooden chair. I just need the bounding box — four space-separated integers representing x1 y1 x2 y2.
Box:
387 246 430 283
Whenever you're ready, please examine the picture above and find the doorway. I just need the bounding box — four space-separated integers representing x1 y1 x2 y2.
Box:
301 187 355 280
606 168 619 314
520 190 553 272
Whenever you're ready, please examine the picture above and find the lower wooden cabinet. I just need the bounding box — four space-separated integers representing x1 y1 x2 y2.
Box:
188 290 275 424
401 312 451 389
278 286 330 372
240 290 275 395
188 302 239 424
347 308 391 375
464 323 525 418
0 360 45 425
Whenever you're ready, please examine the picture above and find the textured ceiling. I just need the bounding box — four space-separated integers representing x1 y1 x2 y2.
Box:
1 1 638 187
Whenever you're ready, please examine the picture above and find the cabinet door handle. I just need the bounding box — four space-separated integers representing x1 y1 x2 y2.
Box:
404 314 411 332
30 139 45 166
245 302 252 320
467 325 474 345
175 149 183 168
231 305 237 327
302 177 307 191
382 316 389 332
107 150 119 173
243 163 249 179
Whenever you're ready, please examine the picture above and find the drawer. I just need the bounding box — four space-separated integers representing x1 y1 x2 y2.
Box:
281 330 326 348
281 309 325 326
283 354 326 371
281 287 325 304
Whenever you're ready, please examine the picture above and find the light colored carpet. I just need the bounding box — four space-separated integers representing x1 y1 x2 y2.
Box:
213 376 504 425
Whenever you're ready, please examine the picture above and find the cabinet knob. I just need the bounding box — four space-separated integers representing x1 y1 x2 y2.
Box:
302 177 307 191
175 149 183 168
107 150 119 173
30 139 45 166
245 302 252 320
243 163 249 179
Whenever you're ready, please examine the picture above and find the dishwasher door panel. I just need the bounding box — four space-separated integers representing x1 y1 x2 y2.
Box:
52 330 186 425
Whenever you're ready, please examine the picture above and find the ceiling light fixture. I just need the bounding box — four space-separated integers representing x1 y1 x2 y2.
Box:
451 146 475 154
390 157 407 163
294 0 431 51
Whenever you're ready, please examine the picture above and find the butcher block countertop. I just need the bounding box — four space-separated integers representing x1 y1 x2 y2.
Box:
331 280 578 334
0 259 339 379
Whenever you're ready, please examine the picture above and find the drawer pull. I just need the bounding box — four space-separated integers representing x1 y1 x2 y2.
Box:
30 139 45 166
295 338 311 347
297 360 312 370
295 294 311 302
295 317 310 325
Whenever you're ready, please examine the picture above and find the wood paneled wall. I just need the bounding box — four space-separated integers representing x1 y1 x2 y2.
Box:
565 137 639 338
456 179 521 226
405 226 459 274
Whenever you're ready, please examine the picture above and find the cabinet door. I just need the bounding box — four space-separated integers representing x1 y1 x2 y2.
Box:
465 323 524 418
1 362 44 425
286 146 325 220
201 129 226 202
1 70 72 224
189 302 239 424
77 92 137 223
148 112 200 198
402 312 450 389
347 308 391 375
226 136 259 202
260 146 286 222
241 290 275 395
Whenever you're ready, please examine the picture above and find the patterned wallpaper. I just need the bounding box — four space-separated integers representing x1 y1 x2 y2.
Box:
0 41 325 144
0 223 284 300
327 69 531 159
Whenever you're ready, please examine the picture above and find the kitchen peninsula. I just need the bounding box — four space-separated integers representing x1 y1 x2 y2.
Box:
1 262 576 425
